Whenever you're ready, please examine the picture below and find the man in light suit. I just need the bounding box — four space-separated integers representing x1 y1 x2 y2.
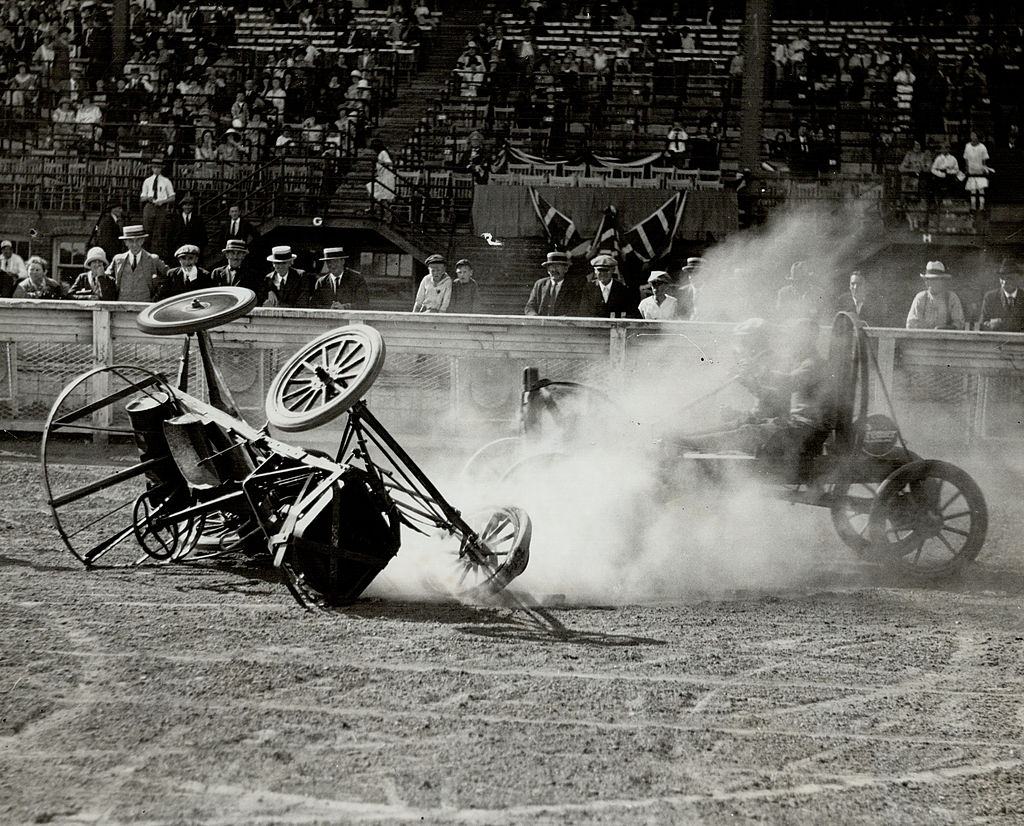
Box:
589 254 637 318
106 224 167 302
524 251 590 317
978 264 1024 333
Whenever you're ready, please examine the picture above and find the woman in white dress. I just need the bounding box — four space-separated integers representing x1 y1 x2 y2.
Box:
366 138 396 204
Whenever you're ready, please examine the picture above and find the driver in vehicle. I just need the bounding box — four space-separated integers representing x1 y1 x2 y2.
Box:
679 317 829 457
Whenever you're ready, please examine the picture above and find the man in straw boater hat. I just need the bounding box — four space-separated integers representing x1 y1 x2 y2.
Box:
260 245 310 308
211 239 253 289
311 246 369 310
106 224 167 302
905 260 966 330
524 251 589 317
152 244 214 301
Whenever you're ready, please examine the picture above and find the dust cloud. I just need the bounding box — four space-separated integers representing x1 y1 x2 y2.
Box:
367 205 878 606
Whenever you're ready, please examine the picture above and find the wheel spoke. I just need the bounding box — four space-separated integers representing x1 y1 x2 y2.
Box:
334 346 366 372
51 374 163 427
65 497 137 539
285 384 318 412
83 524 137 564
912 538 925 564
329 340 358 370
943 509 972 520
941 525 971 537
940 489 963 512
936 532 958 554
50 458 166 508
481 515 509 543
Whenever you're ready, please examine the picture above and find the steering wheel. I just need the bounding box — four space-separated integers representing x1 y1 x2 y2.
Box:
137 287 257 336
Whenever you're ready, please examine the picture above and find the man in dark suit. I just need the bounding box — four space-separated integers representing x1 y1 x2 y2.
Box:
168 198 209 258
524 251 590 317
979 264 1024 332
836 270 886 327
310 246 369 310
211 239 254 290
221 204 257 248
588 254 637 318
151 244 215 301
259 245 310 307
91 204 124 264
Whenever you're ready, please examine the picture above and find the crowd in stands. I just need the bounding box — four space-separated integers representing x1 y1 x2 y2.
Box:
0 0 436 166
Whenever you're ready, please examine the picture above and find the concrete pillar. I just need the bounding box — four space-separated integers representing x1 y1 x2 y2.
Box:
738 0 772 173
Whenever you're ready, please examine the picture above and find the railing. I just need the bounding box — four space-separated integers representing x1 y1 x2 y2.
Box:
1 300 1022 454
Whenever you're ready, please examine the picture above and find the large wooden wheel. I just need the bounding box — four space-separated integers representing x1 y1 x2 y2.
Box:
266 326 385 432
41 365 186 566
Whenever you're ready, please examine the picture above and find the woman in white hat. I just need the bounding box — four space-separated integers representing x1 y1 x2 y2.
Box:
68 247 118 300
906 260 966 330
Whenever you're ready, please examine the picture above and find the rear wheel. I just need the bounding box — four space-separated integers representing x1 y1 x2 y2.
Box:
830 480 878 558
460 437 524 485
868 460 988 578
42 365 182 566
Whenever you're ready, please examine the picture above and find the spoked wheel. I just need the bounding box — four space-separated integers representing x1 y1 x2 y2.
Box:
460 437 525 485
266 326 385 432
868 460 988 579
501 451 568 485
132 485 205 562
830 480 878 559
42 365 184 566
455 506 532 599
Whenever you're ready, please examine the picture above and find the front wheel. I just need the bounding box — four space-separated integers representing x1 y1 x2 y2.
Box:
868 459 988 579
456 506 532 599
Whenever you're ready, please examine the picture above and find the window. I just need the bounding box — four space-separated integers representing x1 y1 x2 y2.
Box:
54 239 87 286
359 251 413 280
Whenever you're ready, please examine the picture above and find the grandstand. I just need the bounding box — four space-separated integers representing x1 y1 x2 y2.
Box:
0 0 1021 313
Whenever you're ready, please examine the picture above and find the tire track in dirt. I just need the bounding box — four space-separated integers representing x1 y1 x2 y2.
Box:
174 758 1023 824
23 646 1024 698
8 691 1023 752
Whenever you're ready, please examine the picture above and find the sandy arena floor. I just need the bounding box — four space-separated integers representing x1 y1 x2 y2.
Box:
1 442 1023 825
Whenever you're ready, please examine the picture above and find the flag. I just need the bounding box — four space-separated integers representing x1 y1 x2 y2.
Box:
620 192 686 266
529 188 587 256
587 205 620 261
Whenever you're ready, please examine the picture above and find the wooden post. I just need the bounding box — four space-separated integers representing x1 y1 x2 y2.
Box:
91 307 113 443
609 324 627 381
875 332 896 414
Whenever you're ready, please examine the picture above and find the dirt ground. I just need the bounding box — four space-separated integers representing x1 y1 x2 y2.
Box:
1 439 1023 825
